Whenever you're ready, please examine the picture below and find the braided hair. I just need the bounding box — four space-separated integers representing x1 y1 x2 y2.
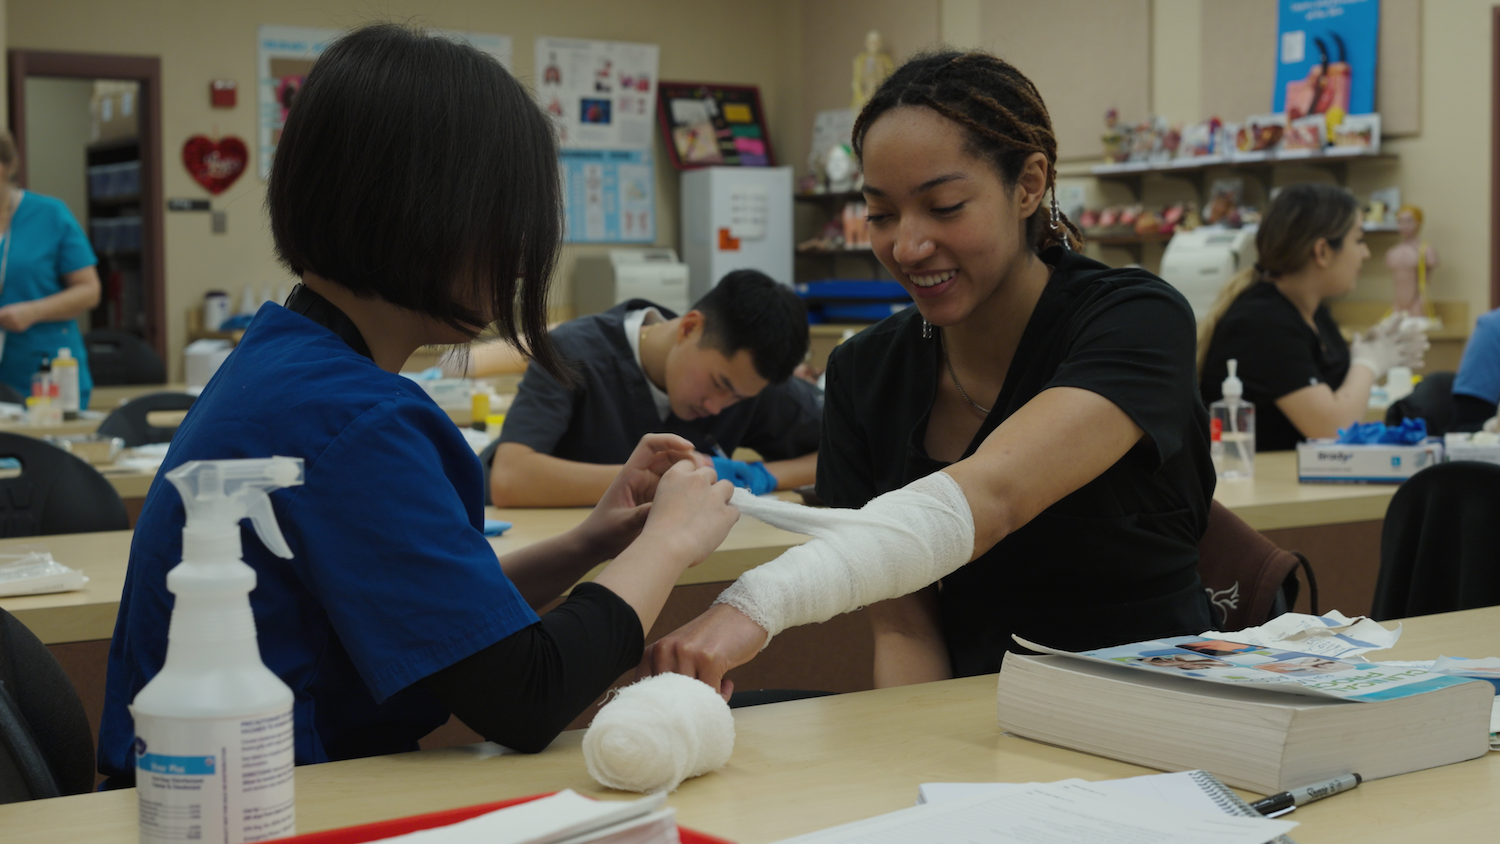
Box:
851 51 1082 254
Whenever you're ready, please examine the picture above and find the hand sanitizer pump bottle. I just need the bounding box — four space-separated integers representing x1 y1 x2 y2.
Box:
1209 359 1255 480
131 457 304 844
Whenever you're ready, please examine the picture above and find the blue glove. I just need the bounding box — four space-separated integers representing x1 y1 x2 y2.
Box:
711 456 778 496
1336 417 1428 445
482 519 512 537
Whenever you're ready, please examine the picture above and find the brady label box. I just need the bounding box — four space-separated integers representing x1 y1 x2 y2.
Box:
1297 440 1444 483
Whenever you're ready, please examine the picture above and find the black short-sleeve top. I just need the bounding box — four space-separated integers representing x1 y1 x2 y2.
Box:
816 247 1215 676
498 300 823 464
1199 282 1351 452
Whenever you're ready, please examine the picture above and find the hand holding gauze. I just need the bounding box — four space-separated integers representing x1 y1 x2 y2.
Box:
583 673 735 793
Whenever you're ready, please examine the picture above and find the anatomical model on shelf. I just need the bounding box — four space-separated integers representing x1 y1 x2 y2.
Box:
851 30 894 110
1387 204 1440 321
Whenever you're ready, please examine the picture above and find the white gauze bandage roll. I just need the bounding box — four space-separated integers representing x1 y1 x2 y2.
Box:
715 471 975 641
582 673 735 793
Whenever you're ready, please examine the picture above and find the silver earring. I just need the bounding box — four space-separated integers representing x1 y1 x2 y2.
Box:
1050 190 1072 251
922 319 933 339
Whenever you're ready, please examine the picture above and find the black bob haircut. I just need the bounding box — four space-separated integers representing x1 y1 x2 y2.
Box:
691 270 808 384
267 23 566 378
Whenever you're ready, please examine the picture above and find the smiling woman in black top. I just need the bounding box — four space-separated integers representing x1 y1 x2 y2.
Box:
1198 184 1427 451
639 52 1217 691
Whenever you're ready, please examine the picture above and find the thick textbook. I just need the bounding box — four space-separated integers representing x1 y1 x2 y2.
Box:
995 652 1494 794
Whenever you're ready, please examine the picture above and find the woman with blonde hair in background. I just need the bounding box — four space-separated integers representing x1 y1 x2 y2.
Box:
1198 183 1427 452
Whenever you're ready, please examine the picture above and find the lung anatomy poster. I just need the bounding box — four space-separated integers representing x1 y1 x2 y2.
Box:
1272 0 1380 120
258 25 512 179
535 37 659 150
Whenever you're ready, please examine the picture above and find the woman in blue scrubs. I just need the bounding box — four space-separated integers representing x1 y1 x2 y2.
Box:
0 131 101 406
98 24 741 786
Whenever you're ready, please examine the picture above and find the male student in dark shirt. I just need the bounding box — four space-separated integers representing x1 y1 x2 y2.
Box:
490 270 821 507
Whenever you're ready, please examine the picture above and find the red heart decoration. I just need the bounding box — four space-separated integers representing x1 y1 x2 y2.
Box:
182 135 248 195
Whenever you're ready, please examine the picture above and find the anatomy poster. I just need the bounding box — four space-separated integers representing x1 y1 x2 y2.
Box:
1272 0 1378 119
258 25 512 178
535 37 659 150
560 149 655 243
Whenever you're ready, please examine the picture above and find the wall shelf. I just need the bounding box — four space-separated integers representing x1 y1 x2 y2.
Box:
1093 150 1397 203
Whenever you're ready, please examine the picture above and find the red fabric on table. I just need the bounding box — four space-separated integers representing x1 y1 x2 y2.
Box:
267 792 735 844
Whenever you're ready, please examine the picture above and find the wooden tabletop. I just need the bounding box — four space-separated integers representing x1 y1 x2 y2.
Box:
1215 450 1397 531
0 416 104 438
2 606 1494 844
0 506 809 645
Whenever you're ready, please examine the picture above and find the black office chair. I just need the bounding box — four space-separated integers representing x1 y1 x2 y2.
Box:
96 391 195 447
0 607 95 803
1197 500 1318 630
0 433 129 537
1385 371 1457 436
1372 461 1500 620
0 382 22 405
83 329 166 387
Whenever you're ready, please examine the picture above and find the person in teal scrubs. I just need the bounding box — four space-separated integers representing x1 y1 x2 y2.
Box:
0 130 102 407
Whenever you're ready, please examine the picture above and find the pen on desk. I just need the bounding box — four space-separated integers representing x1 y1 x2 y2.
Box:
1250 773 1362 815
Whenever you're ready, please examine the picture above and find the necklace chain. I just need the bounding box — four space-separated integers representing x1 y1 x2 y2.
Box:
939 330 990 417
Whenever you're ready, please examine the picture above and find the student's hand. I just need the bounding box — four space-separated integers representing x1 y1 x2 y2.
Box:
580 434 706 560
637 603 769 700
638 459 739 568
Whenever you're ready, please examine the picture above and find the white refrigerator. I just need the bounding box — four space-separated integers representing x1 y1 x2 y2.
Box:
680 166 794 303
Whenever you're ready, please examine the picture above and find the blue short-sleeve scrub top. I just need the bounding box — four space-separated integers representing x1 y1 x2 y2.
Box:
98 304 539 783
0 191 98 405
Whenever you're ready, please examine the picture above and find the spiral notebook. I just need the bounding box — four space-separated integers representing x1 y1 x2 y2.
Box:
919 770 1297 844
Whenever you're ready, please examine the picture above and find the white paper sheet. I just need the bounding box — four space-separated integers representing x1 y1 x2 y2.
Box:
371 791 665 844
1205 611 1402 659
779 780 1294 844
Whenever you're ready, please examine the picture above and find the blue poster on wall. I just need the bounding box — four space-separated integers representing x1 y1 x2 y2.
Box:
1273 0 1380 119
560 149 656 243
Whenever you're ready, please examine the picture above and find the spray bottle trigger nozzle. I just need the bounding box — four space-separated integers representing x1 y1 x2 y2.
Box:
245 493 293 559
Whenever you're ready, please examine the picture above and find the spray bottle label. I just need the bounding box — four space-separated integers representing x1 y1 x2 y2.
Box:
134 708 295 844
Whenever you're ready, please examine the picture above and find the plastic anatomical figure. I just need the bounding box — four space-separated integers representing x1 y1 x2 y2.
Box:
852 30 894 110
1387 205 1439 319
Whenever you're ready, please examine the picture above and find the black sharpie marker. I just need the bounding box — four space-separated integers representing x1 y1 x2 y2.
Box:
1251 773 1362 815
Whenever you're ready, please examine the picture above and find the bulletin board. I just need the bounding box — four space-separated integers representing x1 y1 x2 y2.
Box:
656 82 775 170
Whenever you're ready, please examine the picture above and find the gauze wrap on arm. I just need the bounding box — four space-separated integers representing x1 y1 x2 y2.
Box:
714 471 975 642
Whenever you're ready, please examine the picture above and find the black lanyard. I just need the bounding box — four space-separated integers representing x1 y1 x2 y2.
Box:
283 284 373 361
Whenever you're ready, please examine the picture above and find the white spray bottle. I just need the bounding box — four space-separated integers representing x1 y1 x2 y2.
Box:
131 457 304 844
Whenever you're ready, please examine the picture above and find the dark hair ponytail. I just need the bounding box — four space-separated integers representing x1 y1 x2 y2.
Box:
1195 183 1359 371
851 50 1082 254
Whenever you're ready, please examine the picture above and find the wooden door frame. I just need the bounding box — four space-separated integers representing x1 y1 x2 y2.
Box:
7 49 166 361
1493 8 1500 308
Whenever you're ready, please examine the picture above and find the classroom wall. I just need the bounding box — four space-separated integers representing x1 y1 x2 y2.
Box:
8 0 1494 381
7 0 800 381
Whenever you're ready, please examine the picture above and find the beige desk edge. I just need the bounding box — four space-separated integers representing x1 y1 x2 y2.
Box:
1 607 1494 844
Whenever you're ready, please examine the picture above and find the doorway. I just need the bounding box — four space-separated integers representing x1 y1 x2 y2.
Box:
7 50 165 362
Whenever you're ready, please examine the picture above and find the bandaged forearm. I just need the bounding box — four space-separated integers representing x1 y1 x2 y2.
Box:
714 471 975 641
